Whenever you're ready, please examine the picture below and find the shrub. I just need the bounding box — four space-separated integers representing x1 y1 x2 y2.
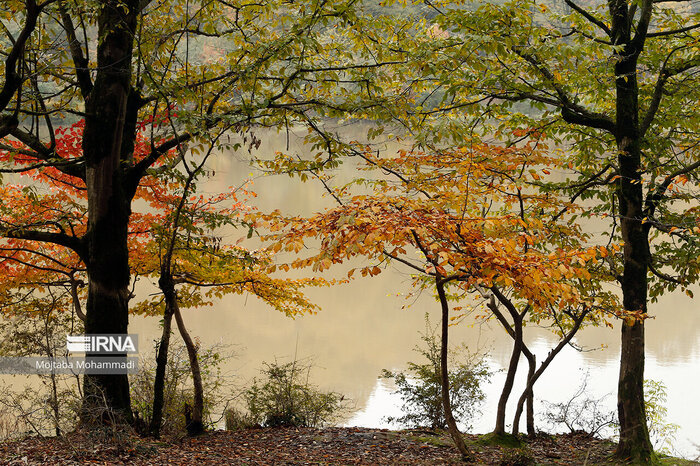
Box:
243 358 348 428
644 379 679 455
130 340 228 438
380 314 490 430
0 307 82 438
542 373 678 451
224 407 257 431
541 371 617 438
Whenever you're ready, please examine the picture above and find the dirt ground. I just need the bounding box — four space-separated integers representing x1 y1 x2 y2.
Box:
0 426 655 465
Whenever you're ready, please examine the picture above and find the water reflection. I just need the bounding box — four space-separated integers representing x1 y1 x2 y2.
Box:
133 128 700 457
3 127 696 457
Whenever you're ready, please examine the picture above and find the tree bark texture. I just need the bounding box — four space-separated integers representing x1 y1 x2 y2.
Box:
81 0 139 422
610 0 654 458
512 350 535 436
149 297 175 437
494 311 522 435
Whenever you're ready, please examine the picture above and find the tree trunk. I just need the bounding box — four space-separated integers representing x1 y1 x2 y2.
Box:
512 350 535 436
526 378 534 437
485 291 532 437
610 5 654 458
511 310 589 436
80 0 139 423
435 278 472 462
43 314 61 436
149 298 175 437
494 311 522 435
173 302 205 436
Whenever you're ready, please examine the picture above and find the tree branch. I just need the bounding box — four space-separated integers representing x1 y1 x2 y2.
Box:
0 0 53 112
647 22 700 38
127 134 192 192
641 53 699 136
69 275 86 321
632 0 653 50
512 50 616 133
565 0 612 37
8 127 85 179
644 158 700 220
648 260 682 284
0 225 86 261
58 1 93 97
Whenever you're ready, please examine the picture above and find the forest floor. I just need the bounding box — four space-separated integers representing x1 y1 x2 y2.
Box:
0 426 697 465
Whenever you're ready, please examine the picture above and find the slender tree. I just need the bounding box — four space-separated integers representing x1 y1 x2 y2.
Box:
261 139 618 457
377 0 700 459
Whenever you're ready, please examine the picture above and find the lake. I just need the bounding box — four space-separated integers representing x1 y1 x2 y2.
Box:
1 126 697 459
134 128 699 459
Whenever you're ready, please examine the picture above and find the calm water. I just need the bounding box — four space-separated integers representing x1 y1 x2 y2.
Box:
2 127 697 459
135 128 699 458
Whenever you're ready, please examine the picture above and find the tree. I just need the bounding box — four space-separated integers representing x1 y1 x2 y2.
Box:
0 0 368 420
128 127 324 436
374 0 700 459
260 137 617 458
1 116 324 435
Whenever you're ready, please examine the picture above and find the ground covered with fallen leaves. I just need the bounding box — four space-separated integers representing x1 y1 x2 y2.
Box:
0 426 692 465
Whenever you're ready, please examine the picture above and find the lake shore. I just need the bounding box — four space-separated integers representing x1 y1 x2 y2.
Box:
1 426 697 465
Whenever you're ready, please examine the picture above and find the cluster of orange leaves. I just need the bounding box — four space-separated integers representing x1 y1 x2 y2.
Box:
0 120 322 318
257 137 623 323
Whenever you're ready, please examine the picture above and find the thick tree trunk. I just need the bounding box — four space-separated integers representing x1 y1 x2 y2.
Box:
616 151 653 460
617 321 651 460
81 0 139 422
435 278 472 462
610 6 654 458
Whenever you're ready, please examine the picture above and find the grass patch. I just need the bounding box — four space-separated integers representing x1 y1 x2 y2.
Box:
658 456 699 466
476 432 523 449
403 429 455 448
